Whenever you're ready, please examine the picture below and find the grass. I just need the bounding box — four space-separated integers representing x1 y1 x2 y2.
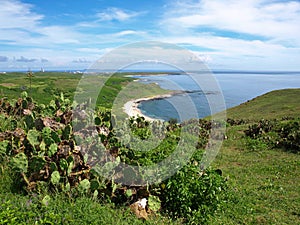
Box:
0 72 170 110
0 71 300 224
0 194 177 225
226 88 300 121
0 162 179 225
0 72 80 104
209 125 300 224
208 88 300 224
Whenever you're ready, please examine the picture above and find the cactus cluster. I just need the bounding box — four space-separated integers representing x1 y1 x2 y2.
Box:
244 118 300 152
0 92 227 223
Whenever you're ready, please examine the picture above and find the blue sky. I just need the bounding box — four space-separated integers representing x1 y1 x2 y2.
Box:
0 0 299 71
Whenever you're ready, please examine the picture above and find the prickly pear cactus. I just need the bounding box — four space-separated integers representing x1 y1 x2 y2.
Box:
27 129 40 147
29 156 46 172
24 114 35 130
10 152 28 173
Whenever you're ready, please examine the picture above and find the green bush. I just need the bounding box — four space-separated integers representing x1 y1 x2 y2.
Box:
276 120 300 152
244 119 300 153
245 137 269 151
161 165 227 224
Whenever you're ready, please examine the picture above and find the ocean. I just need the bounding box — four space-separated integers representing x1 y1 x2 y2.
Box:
132 71 300 122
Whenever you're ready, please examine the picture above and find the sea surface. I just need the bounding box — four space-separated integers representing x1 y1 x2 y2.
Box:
132 71 300 122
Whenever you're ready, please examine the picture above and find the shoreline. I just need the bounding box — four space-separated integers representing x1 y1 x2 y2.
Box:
123 93 175 121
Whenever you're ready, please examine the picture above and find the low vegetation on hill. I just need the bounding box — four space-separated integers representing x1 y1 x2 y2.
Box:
210 88 300 224
226 88 300 121
0 73 227 224
0 72 299 224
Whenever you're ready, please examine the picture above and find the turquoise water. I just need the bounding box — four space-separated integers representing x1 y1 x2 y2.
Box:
133 72 300 122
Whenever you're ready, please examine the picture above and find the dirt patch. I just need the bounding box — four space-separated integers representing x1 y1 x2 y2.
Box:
0 83 16 87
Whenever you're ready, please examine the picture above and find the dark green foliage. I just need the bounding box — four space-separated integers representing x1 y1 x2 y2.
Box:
10 152 28 173
24 115 35 130
277 120 300 152
10 119 18 130
22 99 28 109
62 124 72 140
244 119 300 152
161 165 227 224
0 140 9 161
0 92 227 224
129 116 152 140
29 156 46 172
227 118 247 126
244 119 276 138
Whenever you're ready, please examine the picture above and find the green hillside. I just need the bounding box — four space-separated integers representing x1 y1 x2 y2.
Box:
209 88 300 224
226 88 300 121
0 76 299 224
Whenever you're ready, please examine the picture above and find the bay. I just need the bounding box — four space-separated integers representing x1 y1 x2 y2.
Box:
133 72 300 122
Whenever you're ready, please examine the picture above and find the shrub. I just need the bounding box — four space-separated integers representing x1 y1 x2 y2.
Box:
244 119 300 153
161 165 227 224
277 120 300 152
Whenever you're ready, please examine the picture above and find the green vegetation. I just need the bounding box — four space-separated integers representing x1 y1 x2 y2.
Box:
209 126 300 224
226 88 300 121
0 71 170 109
0 72 80 104
0 72 299 224
0 191 176 225
0 76 227 224
244 118 300 152
209 88 300 224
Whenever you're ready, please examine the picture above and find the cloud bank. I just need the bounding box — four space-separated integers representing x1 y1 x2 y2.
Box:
0 0 299 71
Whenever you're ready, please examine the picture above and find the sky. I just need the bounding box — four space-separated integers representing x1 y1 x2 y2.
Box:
0 0 299 71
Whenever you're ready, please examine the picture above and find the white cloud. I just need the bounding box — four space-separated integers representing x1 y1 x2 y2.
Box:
0 0 299 71
0 1 145 51
0 0 82 46
76 48 105 54
156 33 300 70
96 7 140 22
72 58 92 63
16 56 37 62
114 30 140 37
38 26 81 44
0 0 43 29
162 0 300 45
156 0 300 70
0 56 9 62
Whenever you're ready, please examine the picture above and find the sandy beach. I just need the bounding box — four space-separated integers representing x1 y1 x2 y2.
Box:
123 94 173 121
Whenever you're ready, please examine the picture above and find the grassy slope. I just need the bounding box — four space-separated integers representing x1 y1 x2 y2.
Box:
0 72 175 225
226 88 300 121
0 72 170 109
1 73 300 224
209 88 300 224
0 72 80 104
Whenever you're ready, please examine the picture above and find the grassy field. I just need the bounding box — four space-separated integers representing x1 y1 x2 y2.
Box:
0 71 170 110
209 126 300 224
0 72 80 104
226 88 300 121
0 72 299 224
209 88 300 224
